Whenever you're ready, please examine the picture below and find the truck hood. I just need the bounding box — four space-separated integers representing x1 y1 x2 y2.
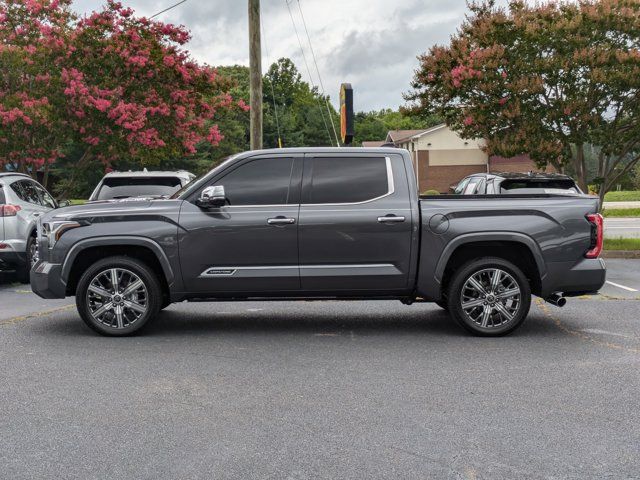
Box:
42 197 184 222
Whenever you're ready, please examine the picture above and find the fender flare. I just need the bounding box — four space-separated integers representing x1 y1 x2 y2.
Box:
434 232 547 284
61 236 175 284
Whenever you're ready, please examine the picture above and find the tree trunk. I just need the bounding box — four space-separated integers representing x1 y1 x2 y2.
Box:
59 149 91 198
598 185 606 210
42 162 50 189
573 143 588 193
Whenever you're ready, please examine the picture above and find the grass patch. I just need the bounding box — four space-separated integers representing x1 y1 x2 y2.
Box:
604 238 640 251
604 191 640 202
602 208 640 217
69 199 86 205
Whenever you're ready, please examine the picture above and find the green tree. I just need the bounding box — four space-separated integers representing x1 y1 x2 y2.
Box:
263 58 338 147
405 0 640 199
353 109 442 145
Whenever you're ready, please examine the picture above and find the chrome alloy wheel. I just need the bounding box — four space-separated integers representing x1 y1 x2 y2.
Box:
86 268 148 329
459 268 521 329
29 239 39 267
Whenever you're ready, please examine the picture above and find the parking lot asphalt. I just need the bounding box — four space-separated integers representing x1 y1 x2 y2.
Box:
1 263 639 479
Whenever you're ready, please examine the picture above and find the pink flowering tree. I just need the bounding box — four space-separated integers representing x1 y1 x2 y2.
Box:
1 0 238 191
405 0 640 195
0 0 72 182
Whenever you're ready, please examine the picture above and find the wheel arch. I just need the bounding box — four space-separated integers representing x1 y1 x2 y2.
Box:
62 237 174 297
435 233 545 297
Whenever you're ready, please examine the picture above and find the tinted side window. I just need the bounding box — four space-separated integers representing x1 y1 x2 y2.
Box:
218 158 294 206
308 157 389 204
10 181 25 202
0 186 5 204
454 178 470 194
463 178 481 194
12 181 41 205
34 183 56 208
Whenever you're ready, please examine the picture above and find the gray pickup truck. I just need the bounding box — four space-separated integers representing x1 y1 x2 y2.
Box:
31 148 606 337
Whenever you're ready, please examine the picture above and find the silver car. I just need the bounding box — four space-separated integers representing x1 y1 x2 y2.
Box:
0 173 58 282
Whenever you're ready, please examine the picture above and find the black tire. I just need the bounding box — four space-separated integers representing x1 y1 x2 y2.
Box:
75 256 162 336
19 235 37 284
160 297 171 310
435 300 449 311
447 257 531 337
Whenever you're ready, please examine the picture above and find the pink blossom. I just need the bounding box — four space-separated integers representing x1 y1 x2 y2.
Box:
463 115 474 126
237 99 250 112
206 125 222 145
163 55 176 67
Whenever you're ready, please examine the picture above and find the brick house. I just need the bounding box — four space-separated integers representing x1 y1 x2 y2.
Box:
365 124 550 193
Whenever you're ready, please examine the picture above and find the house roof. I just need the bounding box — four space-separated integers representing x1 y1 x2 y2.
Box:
386 129 428 143
386 124 449 144
361 140 387 148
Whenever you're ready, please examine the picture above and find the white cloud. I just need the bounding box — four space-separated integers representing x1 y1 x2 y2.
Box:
71 0 481 111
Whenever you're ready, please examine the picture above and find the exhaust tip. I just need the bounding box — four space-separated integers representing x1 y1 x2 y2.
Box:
546 293 566 308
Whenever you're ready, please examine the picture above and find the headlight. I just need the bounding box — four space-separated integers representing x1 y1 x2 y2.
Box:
42 221 82 248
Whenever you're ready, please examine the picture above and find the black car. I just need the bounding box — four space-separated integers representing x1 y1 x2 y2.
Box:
453 172 581 195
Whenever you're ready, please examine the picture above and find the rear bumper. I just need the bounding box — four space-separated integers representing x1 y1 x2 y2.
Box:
542 258 606 297
30 261 66 299
0 251 27 271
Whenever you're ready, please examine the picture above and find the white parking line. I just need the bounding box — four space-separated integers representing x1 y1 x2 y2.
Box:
606 281 639 292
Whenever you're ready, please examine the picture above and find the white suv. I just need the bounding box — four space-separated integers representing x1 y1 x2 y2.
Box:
88 170 195 201
0 173 59 282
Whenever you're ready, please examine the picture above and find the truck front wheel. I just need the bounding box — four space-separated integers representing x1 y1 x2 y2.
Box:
447 257 531 336
75 256 162 336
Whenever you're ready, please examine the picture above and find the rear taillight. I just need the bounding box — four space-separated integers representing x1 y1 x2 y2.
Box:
0 204 21 217
585 213 603 259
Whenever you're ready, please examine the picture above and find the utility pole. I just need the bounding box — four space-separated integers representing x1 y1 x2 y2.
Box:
248 0 263 150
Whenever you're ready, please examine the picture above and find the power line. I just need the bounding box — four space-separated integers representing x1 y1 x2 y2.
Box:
284 0 335 147
295 0 340 147
261 12 284 148
150 0 188 19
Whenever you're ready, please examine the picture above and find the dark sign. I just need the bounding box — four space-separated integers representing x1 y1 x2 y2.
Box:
340 83 354 145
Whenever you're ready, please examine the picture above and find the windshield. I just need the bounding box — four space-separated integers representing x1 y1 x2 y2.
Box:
96 177 182 200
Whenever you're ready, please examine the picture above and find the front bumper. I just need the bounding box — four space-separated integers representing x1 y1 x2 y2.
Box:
30 261 66 299
542 257 606 297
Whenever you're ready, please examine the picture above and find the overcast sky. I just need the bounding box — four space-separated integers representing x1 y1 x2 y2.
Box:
72 0 480 112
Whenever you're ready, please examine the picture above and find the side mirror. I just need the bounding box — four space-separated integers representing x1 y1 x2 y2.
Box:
57 200 71 208
196 185 227 208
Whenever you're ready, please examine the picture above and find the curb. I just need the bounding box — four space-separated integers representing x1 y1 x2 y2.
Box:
602 250 640 259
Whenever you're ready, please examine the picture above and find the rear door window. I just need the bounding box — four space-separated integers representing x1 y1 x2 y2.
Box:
306 157 389 204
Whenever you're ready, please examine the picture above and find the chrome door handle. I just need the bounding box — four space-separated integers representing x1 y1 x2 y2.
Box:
378 215 406 223
267 217 296 225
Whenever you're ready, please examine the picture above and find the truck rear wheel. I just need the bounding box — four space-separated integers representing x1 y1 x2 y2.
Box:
75 256 162 336
447 257 531 336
